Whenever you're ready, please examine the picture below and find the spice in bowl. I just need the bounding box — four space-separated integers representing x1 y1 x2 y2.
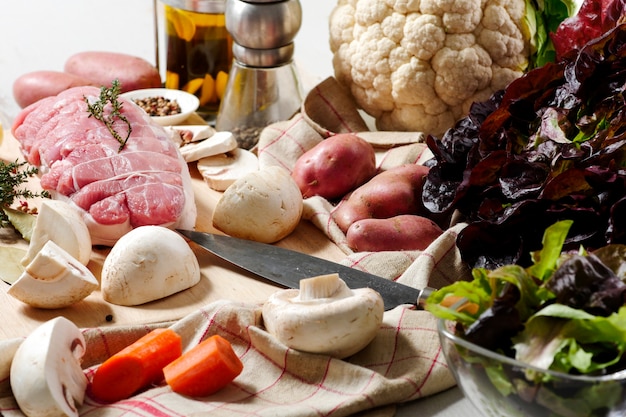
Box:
133 96 182 117
121 88 200 126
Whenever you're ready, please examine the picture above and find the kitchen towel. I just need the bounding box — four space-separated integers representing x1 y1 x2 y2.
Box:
0 76 470 417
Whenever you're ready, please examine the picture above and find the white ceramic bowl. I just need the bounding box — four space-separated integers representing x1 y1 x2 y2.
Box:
121 88 200 126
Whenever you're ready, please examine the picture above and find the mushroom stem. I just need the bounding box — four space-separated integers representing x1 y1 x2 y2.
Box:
298 273 349 300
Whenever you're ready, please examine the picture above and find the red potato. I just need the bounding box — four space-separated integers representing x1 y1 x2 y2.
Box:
12 70 98 108
291 133 376 200
331 163 430 233
64 51 162 93
346 214 443 252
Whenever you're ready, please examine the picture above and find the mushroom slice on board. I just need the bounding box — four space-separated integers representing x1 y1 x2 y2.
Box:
262 273 384 358
197 147 259 191
10 316 88 417
179 131 238 162
8 240 99 309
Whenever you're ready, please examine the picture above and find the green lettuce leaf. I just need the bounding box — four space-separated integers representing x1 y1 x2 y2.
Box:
525 0 580 68
513 304 626 375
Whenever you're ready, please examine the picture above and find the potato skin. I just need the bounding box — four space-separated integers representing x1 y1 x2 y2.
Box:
64 51 162 93
291 133 376 200
12 70 98 108
346 215 443 252
331 163 430 233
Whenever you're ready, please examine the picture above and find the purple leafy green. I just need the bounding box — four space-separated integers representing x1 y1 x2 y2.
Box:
423 22 626 270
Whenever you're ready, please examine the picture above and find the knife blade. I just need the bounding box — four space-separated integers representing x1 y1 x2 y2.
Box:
177 229 434 310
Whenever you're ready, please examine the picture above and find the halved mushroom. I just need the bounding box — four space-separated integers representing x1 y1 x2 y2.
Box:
8 240 99 309
22 199 92 267
100 225 201 306
10 316 88 417
262 273 384 359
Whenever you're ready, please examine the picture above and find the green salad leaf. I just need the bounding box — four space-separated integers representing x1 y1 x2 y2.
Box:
514 304 626 375
525 0 580 68
427 219 626 377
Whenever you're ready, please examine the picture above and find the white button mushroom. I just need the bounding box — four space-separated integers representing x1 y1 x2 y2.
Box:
22 199 92 267
10 316 88 417
8 240 99 309
262 273 385 359
212 165 303 243
100 225 201 306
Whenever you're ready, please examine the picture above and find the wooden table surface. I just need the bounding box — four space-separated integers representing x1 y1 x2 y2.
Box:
0 129 346 340
0 128 484 417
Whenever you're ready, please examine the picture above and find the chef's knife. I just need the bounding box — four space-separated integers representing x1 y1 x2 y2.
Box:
177 229 434 310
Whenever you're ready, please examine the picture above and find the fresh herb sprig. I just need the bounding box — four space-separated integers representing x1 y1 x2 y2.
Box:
85 79 132 151
0 159 50 225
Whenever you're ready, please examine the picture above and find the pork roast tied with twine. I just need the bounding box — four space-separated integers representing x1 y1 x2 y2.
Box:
11 86 197 246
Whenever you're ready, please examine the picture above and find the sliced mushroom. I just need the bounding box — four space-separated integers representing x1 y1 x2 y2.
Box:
262 273 384 358
100 225 201 306
164 124 216 146
10 316 88 417
197 147 259 191
179 131 238 162
22 199 92 267
8 240 99 309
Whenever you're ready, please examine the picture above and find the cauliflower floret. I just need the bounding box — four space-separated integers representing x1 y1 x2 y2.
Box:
329 0 530 136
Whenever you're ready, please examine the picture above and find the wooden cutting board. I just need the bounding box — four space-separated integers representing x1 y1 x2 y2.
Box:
0 128 346 340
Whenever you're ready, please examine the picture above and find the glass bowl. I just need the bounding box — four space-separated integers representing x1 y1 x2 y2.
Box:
438 318 626 417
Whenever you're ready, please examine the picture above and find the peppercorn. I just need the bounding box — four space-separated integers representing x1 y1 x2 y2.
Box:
133 96 182 117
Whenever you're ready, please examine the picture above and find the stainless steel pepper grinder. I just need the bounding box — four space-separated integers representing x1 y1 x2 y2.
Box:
215 0 304 149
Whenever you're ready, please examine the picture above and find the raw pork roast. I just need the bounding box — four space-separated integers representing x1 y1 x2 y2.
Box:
12 86 197 246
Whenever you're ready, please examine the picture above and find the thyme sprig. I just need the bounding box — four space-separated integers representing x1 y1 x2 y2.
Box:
0 160 50 225
85 79 132 151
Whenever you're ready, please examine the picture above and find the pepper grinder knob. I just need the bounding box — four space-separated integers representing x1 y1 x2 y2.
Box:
224 0 302 67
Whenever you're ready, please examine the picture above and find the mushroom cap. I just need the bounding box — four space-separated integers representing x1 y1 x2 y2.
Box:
101 225 201 306
10 316 87 417
212 166 303 243
262 276 384 358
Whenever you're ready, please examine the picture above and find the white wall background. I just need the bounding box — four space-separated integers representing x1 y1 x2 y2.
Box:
0 0 336 126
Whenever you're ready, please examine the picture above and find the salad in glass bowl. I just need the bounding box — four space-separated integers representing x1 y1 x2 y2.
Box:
421 2 626 414
428 220 626 416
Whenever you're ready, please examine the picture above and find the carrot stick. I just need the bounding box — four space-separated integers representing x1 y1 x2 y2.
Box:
90 328 182 403
163 334 243 397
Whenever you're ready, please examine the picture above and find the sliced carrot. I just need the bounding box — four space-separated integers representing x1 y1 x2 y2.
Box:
163 334 243 397
90 328 182 403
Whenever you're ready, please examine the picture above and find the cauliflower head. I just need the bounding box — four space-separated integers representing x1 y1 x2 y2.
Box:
329 0 531 136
